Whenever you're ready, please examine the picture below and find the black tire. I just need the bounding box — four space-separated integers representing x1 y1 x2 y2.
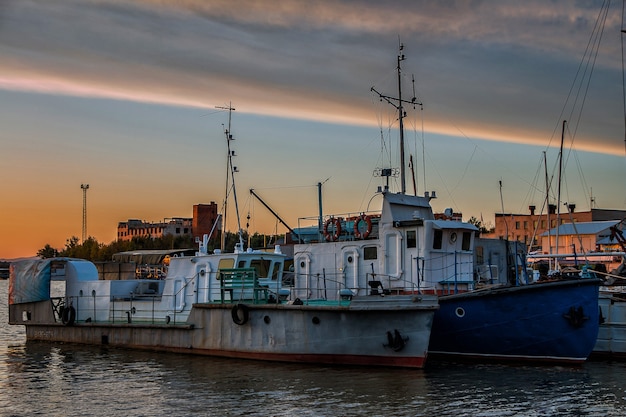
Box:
231 304 249 325
61 306 76 326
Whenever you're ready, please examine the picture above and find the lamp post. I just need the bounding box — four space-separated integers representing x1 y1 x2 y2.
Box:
81 184 89 242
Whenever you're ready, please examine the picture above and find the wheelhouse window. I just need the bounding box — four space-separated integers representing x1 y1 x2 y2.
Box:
462 232 472 251
433 229 443 249
271 262 281 281
217 258 235 278
250 259 272 278
363 246 377 260
406 230 416 248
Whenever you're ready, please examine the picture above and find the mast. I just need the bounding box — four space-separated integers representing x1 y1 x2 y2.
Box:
555 120 566 271
397 46 407 193
371 42 421 194
217 103 244 251
544 151 552 271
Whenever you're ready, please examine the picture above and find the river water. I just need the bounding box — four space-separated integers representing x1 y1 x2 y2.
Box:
1 279 626 416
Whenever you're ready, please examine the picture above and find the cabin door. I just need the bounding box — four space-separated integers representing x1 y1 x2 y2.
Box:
341 247 360 294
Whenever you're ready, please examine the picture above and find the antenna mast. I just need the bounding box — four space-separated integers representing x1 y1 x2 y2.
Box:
371 41 421 194
216 103 244 251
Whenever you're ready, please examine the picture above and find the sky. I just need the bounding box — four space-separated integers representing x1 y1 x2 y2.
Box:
1 0 626 259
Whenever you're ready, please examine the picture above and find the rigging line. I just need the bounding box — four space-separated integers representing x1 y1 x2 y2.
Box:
451 119 540 196
450 145 478 195
250 184 319 191
569 0 610 140
422 149 459 210
545 0 611 151
373 94 395 168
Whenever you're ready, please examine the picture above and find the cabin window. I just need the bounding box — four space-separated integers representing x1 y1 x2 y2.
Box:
271 262 281 281
433 229 443 249
250 259 272 278
363 246 377 260
406 230 416 248
462 232 472 251
217 258 235 278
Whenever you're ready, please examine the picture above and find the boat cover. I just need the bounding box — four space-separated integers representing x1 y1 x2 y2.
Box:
8 258 56 305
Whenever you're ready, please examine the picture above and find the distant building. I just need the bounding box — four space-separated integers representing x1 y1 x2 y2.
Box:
192 203 220 241
531 220 624 271
117 202 220 242
539 220 620 256
486 204 626 251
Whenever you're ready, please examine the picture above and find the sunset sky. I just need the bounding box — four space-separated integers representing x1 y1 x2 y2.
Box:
1 0 625 259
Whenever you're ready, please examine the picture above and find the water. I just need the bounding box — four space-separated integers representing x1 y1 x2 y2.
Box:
1 279 626 417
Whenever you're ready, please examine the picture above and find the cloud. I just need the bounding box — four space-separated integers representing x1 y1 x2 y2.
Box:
0 0 623 153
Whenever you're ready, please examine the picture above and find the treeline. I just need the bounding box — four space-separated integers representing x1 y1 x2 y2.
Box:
36 232 283 261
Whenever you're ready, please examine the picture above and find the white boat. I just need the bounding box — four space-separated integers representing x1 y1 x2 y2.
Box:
8 244 437 368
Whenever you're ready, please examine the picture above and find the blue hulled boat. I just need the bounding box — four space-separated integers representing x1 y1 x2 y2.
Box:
429 276 600 363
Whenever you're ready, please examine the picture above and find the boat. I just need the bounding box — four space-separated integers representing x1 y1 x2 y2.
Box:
289 43 600 364
7 108 438 369
591 220 626 357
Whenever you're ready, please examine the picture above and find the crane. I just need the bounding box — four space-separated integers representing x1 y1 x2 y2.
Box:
249 189 300 243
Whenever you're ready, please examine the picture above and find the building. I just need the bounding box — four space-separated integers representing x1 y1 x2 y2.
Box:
117 202 220 242
530 220 624 272
488 204 626 251
192 203 220 241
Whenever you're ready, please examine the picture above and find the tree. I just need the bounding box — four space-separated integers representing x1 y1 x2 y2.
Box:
468 216 493 234
37 244 58 259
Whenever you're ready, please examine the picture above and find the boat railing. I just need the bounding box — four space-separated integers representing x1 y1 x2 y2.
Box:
285 271 431 305
295 210 381 243
61 292 182 325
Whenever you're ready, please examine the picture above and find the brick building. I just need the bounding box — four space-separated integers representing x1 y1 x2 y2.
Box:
487 204 626 251
117 202 220 242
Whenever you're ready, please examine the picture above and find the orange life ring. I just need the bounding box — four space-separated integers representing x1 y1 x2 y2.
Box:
323 217 342 242
353 214 372 239
354 214 372 239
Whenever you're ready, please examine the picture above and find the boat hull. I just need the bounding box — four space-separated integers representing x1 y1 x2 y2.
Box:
592 291 626 357
12 296 437 369
428 279 601 363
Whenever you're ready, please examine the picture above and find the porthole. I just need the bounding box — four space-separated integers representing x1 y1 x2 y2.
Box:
449 232 457 243
347 256 353 263
312 316 320 325
455 307 465 318
300 261 305 268
264 315 271 324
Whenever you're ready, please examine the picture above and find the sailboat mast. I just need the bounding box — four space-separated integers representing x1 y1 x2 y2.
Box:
544 151 552 271
555 119 566 271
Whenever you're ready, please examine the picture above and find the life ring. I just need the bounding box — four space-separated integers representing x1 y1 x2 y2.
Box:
323 217 342 242
61 306 76 326
353 214 372 239
231 304 249 325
